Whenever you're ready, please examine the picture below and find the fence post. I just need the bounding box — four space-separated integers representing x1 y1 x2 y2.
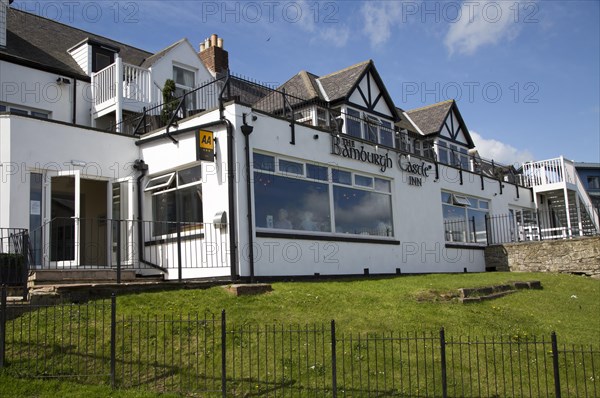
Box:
485 214 490 246
440 327 448 398
221 309 227 398
110 293 117 389
331 320 337 398
22 232 29 301
551 332 561 398
116 220 121 284
177 222 182 282
0 285 6 368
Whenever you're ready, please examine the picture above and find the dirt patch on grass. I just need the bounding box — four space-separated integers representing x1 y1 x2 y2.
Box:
414 289 460 302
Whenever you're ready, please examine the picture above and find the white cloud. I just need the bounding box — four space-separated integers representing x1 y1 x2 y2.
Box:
320 26 351 48
444 0 530 55
360 1 403 47
471 131 535 167
294 0 350 47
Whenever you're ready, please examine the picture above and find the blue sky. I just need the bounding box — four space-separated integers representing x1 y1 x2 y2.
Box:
17 0 600 166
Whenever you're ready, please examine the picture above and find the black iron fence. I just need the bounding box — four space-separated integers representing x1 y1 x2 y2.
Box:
0 228 29 300
28 218 230 280
0 291 598 397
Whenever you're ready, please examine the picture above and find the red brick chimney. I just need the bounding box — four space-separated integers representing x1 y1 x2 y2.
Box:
199 34 229 78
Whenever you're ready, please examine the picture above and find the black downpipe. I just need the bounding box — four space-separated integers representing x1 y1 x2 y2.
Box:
72 78 77 125
241 115 255 283
133 160 167 273
223 118 239 280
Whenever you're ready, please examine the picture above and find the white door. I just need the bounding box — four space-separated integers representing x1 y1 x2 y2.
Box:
111 179 134 265
44 170 81 267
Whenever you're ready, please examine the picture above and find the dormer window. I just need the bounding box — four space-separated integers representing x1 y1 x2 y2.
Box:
91 45 116 73
344 107 395 148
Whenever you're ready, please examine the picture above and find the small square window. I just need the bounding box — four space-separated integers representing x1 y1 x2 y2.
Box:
253 153 275 172
452 194 471 206
10 108 28 116
177 165 202 186
145 173 175 191
306 164 328 181
31 111 49 119
279 159 303 175
332 169 352 185
375 178 391 193
354 174 374 188
588 176 600 190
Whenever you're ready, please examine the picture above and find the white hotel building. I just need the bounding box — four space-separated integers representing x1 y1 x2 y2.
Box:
1 4 597 288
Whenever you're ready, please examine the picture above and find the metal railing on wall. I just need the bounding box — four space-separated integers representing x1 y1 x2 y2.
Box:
28 218 230 281
0 228 29 300
0 292 598 397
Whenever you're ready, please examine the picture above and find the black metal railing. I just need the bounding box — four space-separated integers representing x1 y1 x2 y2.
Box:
104 72 530 190
443 217 487 245
1 292 598 397
0 228 29 300
28 218 230 280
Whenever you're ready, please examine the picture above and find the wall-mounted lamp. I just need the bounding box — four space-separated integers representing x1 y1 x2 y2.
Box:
56 77 71 85
241 113 254 136
313 134 319 140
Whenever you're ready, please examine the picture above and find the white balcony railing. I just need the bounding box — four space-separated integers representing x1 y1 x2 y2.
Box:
93 62 117 106
122 63 152 104
91 58 152 108
522 157 567 187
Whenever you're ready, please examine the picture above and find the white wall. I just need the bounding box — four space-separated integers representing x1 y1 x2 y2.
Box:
68 43 91 76
0 61 92 125
236 110 535 277
139 108 235 279
0 114 139 228
146 40 213 104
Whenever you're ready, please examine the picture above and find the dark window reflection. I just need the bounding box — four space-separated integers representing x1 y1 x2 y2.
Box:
333 186 393 236
254 172 331 232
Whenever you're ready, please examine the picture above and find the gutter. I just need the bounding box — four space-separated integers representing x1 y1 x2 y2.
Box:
133 159 167 273
135 120 226 146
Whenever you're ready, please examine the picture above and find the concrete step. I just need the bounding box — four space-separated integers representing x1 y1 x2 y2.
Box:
28 269 138 286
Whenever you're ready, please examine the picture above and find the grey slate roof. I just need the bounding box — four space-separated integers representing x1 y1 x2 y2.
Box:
252 60 399 120
276 71 323 100
395 107 420 135
317 60 371 102
1 8 151 79
405 100 454 136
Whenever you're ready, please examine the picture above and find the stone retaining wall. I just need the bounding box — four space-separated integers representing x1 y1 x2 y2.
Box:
485 236 600 277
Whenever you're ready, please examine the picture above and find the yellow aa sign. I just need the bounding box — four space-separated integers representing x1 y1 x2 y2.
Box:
197 130 214 162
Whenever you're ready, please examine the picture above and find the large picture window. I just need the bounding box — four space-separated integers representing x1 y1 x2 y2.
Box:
145 164 202 236
442 192 488 244
253 153 394 238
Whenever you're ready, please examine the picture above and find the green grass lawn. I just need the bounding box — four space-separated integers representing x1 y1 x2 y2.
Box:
1 272 598 397
118 272 599 343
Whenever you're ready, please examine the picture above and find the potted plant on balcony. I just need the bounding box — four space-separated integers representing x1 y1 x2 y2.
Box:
160 79 178 126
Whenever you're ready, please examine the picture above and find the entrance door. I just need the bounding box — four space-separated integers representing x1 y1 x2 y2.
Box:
111 179 133 265
45 170 80 267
